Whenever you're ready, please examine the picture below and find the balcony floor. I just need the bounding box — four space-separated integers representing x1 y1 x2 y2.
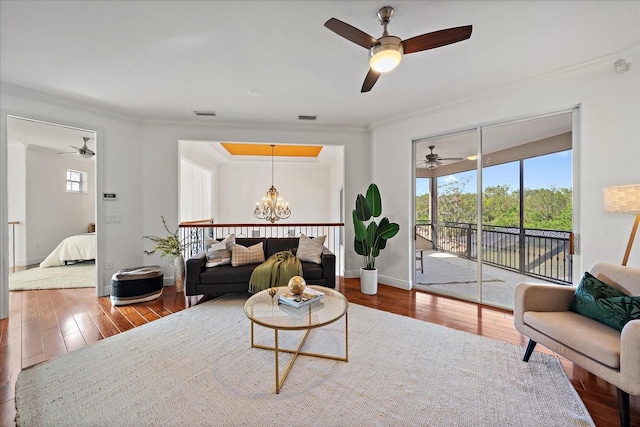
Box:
415 250 561 309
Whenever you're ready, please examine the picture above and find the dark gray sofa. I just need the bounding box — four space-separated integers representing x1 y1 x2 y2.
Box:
185 237 336 297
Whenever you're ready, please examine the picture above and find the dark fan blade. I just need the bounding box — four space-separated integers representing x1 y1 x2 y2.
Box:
438 157 464 161
324 18 377 49
361 69 381 93
402 25 472 54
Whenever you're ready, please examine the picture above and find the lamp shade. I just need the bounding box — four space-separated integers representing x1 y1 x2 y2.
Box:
603 184 640 214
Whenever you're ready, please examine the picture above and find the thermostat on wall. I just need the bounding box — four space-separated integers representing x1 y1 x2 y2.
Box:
103 193 117 200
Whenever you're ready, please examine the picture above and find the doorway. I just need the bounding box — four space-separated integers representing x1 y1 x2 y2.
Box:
7 116 98 292
414 110 576 309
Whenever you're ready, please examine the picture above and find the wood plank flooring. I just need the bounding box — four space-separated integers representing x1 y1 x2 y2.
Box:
1 279 638 426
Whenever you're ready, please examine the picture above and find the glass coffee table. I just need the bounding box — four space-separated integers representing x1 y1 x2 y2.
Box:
244 285 348 393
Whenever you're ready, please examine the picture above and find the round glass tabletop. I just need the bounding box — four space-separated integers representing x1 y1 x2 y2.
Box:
244 285 348 330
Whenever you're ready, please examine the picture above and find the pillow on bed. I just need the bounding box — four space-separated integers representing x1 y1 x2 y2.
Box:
231 242 265 267
296 234 326 264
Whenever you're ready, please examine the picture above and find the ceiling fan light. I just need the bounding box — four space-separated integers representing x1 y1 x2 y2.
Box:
369 37 403 73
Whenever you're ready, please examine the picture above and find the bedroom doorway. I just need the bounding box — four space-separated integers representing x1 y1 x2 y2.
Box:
6 116 98 292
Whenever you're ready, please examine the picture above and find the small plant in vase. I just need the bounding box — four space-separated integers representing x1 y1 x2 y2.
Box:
353 183 399 295
142 216 189 292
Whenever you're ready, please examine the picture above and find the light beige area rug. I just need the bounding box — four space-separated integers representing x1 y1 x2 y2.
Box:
15 294 594 426
9 262 95 291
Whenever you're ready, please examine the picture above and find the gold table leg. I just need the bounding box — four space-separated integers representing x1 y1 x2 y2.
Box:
250 313 348 394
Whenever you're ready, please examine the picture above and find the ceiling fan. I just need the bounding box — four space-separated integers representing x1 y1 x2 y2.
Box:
324 6 472 93
324 6 472 92
57 137 95 158
419 145 464 169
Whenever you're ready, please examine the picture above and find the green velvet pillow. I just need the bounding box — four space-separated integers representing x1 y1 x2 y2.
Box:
570 272 640 331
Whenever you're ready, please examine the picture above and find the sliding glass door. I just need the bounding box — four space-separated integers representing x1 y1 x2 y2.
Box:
414 110 575 309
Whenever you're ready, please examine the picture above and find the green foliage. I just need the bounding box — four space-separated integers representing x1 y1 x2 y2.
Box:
353 184 400 269
437 177 477 224
142 216 188 259
523 187 572 231
415 193 430 221
431 179 572 230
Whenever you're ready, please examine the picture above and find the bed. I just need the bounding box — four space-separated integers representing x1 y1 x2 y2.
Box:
39 232 96 268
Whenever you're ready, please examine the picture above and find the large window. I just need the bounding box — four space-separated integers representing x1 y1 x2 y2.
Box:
180 159 212 222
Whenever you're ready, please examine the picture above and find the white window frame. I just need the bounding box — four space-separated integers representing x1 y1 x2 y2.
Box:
66 169 87 193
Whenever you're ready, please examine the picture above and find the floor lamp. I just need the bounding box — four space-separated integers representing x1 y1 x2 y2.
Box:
603 184 640 266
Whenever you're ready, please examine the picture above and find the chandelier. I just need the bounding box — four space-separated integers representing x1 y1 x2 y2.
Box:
253 144 291 223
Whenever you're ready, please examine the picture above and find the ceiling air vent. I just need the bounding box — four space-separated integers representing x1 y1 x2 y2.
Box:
298 115 317 121
193 110 217 117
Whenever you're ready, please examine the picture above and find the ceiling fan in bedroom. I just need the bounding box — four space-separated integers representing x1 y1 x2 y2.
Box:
324 6 472 92
57 137 95 158
418 145 464 170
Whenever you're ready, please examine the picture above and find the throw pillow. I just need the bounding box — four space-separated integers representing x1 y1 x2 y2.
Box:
207 234 235 263
570 272 640 331
231 242 265 267
296 234 326 264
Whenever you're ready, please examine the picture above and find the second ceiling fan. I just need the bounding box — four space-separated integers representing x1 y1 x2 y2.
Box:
418 145 464 169
324 6 472 92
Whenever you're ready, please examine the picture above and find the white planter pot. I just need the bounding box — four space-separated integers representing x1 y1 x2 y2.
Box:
360 267 378 295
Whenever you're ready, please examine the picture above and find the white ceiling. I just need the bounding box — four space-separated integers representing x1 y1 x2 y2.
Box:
2 0 638 130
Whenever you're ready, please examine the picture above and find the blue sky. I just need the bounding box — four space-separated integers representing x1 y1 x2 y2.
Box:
417 151 572 195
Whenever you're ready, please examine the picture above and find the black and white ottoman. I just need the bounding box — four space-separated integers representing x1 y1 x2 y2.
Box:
110 265 163 306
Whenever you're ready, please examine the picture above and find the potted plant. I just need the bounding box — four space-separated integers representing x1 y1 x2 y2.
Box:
353 183 400 295
142 216 189 292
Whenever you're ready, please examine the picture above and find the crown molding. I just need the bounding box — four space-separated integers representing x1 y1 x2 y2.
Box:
142 117 369 135
0 82 143 124
369 43 639 131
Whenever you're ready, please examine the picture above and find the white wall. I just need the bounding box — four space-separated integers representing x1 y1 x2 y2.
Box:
216 161 332 224
369 45 640 290
24 146 95 265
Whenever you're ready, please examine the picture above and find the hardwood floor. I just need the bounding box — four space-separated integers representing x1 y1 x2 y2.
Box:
1 279 638 426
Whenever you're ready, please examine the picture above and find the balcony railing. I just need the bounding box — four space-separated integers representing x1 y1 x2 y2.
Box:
417 220 573 284
179 222 345 274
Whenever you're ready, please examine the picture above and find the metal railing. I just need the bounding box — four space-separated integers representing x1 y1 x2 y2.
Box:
179 222 345 274
416 220 573 284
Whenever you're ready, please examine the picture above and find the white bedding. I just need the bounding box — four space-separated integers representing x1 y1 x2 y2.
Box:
39 232 96 268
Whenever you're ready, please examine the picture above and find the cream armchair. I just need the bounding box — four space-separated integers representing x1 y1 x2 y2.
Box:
514 263 640 427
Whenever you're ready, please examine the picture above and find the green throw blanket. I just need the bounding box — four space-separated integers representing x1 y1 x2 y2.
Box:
249 251 303 294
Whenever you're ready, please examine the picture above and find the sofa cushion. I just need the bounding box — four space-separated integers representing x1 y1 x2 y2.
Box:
231 242 265 267
296 234 326 264
570 271 639 331
265 238 299 257
200 263 256 284
524 310 621 369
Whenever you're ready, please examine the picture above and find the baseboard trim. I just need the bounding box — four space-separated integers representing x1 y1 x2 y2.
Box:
344 270 411 291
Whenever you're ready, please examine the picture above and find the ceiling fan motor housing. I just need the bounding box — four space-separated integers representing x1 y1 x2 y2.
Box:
369 36 403 72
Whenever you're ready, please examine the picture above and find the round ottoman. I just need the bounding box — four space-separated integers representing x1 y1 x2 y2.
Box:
110 265 163 306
